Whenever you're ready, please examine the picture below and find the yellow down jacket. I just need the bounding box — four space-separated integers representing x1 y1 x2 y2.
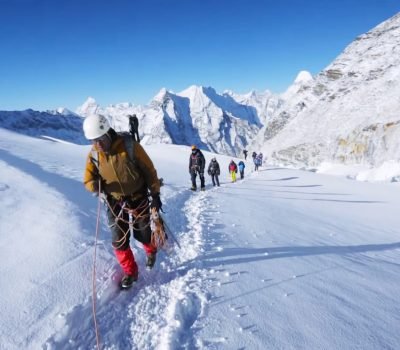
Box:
83 136 160 200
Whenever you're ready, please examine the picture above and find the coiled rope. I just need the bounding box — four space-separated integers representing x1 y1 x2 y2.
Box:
105 196 168 250
150 207 168 248
105 198 151 250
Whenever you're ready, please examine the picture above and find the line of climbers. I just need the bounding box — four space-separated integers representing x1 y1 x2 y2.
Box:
251 151 264 171
189 145 252 190
243 149 264 171
82 114 265 289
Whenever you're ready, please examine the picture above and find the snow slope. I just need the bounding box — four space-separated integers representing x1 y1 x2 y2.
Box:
255 12 400 170
0 128 399 349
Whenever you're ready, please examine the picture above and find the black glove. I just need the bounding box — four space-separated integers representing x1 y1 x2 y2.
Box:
150 193 162 211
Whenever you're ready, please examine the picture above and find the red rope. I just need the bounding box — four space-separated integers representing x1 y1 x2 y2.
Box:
92 181 102 350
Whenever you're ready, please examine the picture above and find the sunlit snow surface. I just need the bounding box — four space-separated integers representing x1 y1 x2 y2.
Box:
0 128 399 350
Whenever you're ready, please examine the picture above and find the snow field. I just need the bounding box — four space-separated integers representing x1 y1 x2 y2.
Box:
128 191 212 349
1 129 400 349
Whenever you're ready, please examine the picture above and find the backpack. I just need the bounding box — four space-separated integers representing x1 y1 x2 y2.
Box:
229 162 236 171
90 133 164 190
90 132 135 169
209 161 219 175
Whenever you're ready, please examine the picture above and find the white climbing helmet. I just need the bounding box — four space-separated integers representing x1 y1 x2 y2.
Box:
83 114 110 140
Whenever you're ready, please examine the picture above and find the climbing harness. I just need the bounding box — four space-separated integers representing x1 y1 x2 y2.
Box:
105 197 151 249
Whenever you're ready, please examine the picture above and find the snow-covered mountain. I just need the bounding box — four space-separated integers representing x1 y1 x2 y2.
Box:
253 13 400 169
0 109 86 144
0 85 276 156
47 107 78 116
223 89 281 126
75 97 99 117
76 86 276 156
1 13 399 171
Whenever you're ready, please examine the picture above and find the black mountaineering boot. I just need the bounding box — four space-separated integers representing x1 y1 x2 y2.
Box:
120 274 138 289
146 253 156 270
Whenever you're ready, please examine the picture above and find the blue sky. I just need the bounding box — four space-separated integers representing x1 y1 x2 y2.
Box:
0 0 399 111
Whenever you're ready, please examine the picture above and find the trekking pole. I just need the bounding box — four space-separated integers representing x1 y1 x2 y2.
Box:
92 180 102 350
160 213 181 249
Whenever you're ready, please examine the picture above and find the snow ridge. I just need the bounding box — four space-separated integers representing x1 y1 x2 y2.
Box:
254 12 400 170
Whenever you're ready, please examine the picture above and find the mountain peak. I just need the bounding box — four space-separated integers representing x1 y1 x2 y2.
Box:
281 70 314 99
178 85 207 99
83 96 97 105
153 88 169 103
294 70 313 84
47 107 76 116
244 90 258 98
76 97 99 116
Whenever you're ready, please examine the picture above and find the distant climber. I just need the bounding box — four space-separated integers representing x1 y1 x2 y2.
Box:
207 157 221 187
238 160 245 179
229 160 238 182
129 114 140 143
189 145 206 191
255 152 263 171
